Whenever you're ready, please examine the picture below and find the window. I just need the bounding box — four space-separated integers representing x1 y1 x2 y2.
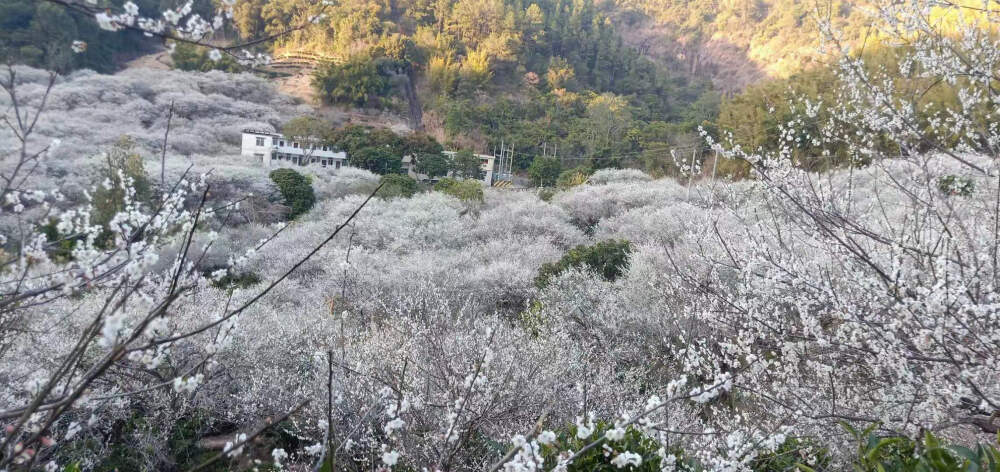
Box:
335 161 341 169
322 146 328 152
254 153 264 160
255 137 265 146
279 140 285 146
271 153 276 160
293 142 299 148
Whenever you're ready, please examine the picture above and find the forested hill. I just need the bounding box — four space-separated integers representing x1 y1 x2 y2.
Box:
230 0 720 166
1 0 873 173
610 0 868 92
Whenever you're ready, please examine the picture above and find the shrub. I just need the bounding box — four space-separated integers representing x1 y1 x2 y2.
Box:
38 218 82 261
535 239 632 288
937 175 975 196
378 173 419 199
537 188 556 202
91 136 153 247
535 421 689 472
845 424 1000 472
269 168 316 219
750 437 830 472
209 270 262 289
434 177 483 202
528 157 562 187
556 166 592 188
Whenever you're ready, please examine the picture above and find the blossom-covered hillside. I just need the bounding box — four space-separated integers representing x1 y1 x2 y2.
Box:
3 1 1000 469
0 66 305 199
5 146 998 469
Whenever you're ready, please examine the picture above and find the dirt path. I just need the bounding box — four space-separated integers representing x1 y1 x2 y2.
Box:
123 50 173 70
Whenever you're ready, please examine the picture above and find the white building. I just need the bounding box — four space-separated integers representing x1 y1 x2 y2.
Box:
241 129 347 169
402 151 495 185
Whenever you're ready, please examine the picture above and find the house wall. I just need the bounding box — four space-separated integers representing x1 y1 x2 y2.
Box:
241 130 347 168
241 132 275 164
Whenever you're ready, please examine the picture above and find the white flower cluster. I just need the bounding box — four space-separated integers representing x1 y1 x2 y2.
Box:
224 433 248 457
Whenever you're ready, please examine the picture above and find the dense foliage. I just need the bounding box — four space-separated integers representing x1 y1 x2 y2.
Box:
535 239 632 288
527 156 562 187
312 56 390 108
433 177 483 202
269 167 316 218
0 0 165 72
377 172 419 198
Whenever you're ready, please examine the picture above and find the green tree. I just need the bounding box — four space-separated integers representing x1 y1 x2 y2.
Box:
584 92 632 153
377 173 418 199
312 56 389 108
93 136 150 222
269 168 315 219
282 116 333 150
0 0 158 73
401 132 444 155
527 156 561 186
450 150 483 180
415 152 451 179
350 146 403 175
329 125 405 155
546 57 576 90
92 136 152 247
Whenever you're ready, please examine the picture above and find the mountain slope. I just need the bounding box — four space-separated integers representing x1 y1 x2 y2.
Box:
609 0 868 93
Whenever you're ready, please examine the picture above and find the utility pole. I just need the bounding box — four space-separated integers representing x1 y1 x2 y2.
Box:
505 144 513 183
499 139 505 186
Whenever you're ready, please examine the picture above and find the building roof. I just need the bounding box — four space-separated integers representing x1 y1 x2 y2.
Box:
242 128 281 137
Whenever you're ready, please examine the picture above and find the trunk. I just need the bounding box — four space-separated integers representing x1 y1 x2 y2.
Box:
402 70 424 131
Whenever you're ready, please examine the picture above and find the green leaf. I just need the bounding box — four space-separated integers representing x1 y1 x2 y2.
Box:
949 445 978 463
839 421 859 438
866 437 904 461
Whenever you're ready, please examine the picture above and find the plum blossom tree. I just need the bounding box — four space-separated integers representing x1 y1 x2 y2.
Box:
3 0 1000 470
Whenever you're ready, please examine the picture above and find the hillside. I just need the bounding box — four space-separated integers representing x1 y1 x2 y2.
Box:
4 0 1000 470
609 0 869 93
225 0 719 165
2 0 872 174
